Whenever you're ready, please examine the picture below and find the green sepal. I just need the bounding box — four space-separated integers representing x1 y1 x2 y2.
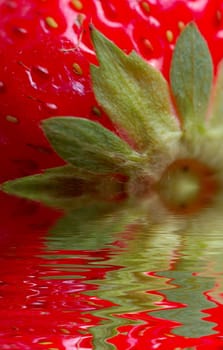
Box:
208 61 223 130
42 117 143 174
1 163 131 209
90 27 181 154
1 165 100 209
170 23 213 136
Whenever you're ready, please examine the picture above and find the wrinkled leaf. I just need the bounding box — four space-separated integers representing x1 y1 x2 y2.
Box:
209 61 223 129
1 164 130 209
1 165 100 209
170 23 213 135
91 27 180 154
42 117 143 174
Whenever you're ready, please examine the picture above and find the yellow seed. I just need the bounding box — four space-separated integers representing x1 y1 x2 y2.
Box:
45 16 58 29
72 62 83 75
143 38 153 51
71 0 83 11
178 21 185 31
76 13 85 26
6 115 19 123
79 316 92 322
164 333 174 337
38 342 53 345
60 328 70 334
141 1 150 14
166 30 174 42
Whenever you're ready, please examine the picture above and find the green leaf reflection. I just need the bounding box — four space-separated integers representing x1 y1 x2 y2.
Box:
47 201 134 251
150 271 216 337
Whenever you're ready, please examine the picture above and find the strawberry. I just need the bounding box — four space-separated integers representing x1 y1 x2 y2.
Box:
2 4 223 348
1 0 223 183
1 18 222 212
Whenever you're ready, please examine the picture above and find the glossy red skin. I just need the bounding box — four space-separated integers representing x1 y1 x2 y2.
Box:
1 1 223 182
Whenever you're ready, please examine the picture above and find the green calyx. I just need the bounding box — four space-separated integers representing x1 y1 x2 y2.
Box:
42 117 143 175
159 167 201 209
170 23 213 137
90 26 180 155
2 22 223 214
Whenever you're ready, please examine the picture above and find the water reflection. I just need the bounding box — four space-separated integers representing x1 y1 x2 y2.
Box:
1 192 223 348
43 195 223 349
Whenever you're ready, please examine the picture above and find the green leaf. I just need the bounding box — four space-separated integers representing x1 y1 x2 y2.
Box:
1 165 100 209
209 61 223 129
90 27 180 155
1 164 132 209
42 117 143 174
170 23 213 135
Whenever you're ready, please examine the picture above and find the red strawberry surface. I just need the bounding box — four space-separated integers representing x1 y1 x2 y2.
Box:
1 0 223 183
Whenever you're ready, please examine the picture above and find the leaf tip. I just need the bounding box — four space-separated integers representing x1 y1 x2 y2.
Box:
0 179 17 196
41 117 64 136
89 25 115 57
41 117 55 128
89 23 95 32
90 24 100 46
181 21 199 34
41 117 51 133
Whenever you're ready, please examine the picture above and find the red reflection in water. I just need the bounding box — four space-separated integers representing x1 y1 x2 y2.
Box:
0 193 116 349
0 192 223 349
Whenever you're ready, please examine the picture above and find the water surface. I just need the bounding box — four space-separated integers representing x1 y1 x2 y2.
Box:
1 193 223 349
